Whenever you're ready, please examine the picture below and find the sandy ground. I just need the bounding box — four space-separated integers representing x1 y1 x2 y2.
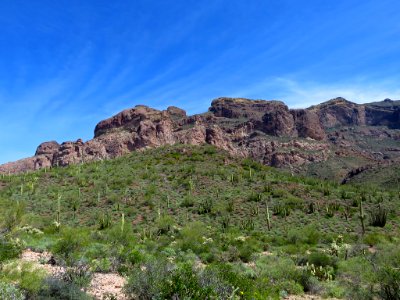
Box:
21 249 127 299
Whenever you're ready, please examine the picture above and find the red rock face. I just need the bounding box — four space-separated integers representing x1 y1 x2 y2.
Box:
35 141 60 156
1 97 399 176
291 109 326 140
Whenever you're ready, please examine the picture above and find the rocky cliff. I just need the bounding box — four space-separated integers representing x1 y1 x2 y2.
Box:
1 97 399 181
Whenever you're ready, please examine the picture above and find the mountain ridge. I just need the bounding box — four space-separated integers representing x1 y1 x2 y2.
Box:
1 96 399 183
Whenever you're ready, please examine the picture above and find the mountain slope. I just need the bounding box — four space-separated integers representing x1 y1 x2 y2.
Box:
1 144 399 299
1 97 399 185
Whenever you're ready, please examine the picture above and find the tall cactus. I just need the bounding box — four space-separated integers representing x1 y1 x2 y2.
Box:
266 205 271 231
57 194 61 223
121 213 125 233
359 200 366 235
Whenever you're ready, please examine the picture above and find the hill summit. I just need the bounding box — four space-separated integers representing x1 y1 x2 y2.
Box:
1 97 400 182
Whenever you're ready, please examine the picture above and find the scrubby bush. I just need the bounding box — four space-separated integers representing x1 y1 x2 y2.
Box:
363 232 388 246
0 281 25 300
63 261 93 289
369 205 388 227
52 227 88 263
307 252 336 269
2 200 26 231
124 258 172 299
287 225 320 245
375 245 400 300
1 261 46 297
178 222 209 254
156 215 174 235
37 278 92 300
0 236 24 262
255 255 303 295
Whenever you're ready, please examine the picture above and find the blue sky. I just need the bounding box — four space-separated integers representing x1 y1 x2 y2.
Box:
0 0 400 164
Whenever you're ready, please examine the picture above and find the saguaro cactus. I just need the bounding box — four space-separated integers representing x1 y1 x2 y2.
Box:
266 205 271 231
121 213 125 233
359 200 366 235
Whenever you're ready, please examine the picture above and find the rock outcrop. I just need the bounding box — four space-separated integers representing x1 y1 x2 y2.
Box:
1 97 399 179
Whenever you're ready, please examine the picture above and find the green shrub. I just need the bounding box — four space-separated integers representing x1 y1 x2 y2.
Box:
63 262 93 289
97 212 112 230
52 227 88 263
0 236 24 262
378 264 400 300
180 195 195 208
369 205 388 227
248 192 262 202
106 224 135 247
124 258 171 299
273 204 291 217
156 215 174 235
38 278 92 299
1 261 46 296
363 232 387 246
0 281 25 300
307 252 336 268
198 198 213 214
287 225 320 245
375 245 400 300
178 222 209 254
337 256 375 299
255 255 303 296
204 263 254 297
2 200 26 231
161 263 213 299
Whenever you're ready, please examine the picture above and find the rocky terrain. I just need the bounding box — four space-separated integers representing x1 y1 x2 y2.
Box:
1 97 399 182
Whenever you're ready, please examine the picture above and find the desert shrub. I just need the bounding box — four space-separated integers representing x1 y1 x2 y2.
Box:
369 205 388 227
298 271 322 294
38 278 92 299
178 222 209 254
180 195 195 208
0 281 25 300
284 195 305 209
242 158 263 172
239 218 255 231
2 200 26 231
127 248 146 265
106 224 135 247
126 260 247 299
287 225 320 245
321 281 347 298
363 232 388 246
124 258 172 299
378 264 400 300
205 263 254 297
1 261 46 296
375 245 400 300
52 227 88 263
63 261 93 289
97 212 112 230
273 204 291 217
90 257 112 273
248 192 262 202
156 215 174 235
0 236 24 262
336 256 375 299
198 198 213 214
255 255 303 295
271 189 287 198
307 252 336 268
161 263 214 299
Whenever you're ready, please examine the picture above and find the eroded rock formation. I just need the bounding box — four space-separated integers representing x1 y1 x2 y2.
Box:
1 97 399 178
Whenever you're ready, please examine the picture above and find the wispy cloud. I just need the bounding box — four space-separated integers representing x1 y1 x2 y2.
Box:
231 77 400 109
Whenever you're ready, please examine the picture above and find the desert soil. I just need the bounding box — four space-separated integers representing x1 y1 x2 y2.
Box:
21 249 127 300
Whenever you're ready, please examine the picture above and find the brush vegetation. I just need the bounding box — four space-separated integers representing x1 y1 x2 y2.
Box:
0 144 399 299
